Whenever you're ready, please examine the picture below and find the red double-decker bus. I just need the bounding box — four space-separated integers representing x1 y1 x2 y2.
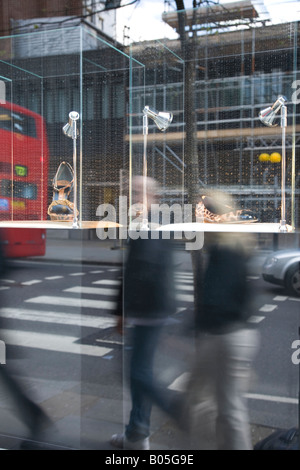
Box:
0 101 49 258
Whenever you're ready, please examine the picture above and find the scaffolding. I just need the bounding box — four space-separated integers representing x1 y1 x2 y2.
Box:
128 4 299 227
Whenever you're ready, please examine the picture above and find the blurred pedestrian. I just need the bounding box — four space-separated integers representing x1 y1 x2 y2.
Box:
110 176 179 450
0 230 51 449
188 230 260 450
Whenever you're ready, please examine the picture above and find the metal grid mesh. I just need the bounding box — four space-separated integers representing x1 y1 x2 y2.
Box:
0 20 298 228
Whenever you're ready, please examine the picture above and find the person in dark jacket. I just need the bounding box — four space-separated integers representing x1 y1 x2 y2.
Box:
110 177 178 450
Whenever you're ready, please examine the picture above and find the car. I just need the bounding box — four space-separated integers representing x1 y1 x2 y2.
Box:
262 249 300 297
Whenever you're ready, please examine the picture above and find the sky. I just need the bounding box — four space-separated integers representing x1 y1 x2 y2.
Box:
116 0 300 43
116 0 179 43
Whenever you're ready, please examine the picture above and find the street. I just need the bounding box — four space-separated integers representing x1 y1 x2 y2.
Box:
0 253 298 449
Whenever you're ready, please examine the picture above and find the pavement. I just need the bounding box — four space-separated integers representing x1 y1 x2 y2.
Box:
26 227 297 268
30 228 198 268
0 228 296 451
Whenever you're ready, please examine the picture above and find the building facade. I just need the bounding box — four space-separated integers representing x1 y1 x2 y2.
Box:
0 1 299 228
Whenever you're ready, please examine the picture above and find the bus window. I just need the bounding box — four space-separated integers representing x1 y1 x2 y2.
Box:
0 102 49 258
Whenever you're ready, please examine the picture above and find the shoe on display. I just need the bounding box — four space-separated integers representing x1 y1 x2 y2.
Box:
48 161 79 221
195 195 258 223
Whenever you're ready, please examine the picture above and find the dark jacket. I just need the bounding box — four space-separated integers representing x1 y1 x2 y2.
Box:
196 244 252 334
122 237 176 320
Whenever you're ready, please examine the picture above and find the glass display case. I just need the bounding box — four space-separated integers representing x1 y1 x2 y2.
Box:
128 22 299 236
0 6 299 452
0 20 298 236
0 24 141 231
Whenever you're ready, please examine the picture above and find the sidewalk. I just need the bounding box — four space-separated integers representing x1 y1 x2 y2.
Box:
29 230 197 271
38 237 124 266
30 227 299 268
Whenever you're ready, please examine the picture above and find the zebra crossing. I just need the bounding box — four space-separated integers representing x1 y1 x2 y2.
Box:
0 264 292 359
0 267 196 359
1 264 298 428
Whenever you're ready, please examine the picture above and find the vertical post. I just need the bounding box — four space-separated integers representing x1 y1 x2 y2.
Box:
72 119 79 229
141 113 149 231
298 321 300 450
280 105 287 232
79 25 83 227
63 112 79 228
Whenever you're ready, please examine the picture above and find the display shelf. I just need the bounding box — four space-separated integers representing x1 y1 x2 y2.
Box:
0 220 121 229
157 223 295 233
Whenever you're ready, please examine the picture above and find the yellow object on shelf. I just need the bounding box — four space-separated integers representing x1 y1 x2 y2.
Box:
270 152 281 163
258 153 270 162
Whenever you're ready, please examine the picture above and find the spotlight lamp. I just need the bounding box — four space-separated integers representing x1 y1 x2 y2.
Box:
143 106 173 132
259 95 287 127
141 106 173 231
259 96 288 232
63 111 80 139
63 111 80 229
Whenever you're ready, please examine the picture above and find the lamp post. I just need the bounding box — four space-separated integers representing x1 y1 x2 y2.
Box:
63 111 80 229
259 96 287 232
141 106 173 230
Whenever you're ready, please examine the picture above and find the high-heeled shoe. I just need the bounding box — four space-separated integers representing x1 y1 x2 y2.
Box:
195 195 258 223
48 161 79 221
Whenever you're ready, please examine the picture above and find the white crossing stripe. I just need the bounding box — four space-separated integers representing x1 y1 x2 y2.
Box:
175 284 194 291
26 291 192 308
259 304 278 312
176 307 187 314
273 296 288 301
2 329 112 357
89 270 104 274
93 280 122 285
96 338 123 346
45 276 64 280
168 373 298 405
64 286 119 296
245 393 298 405
176 293 194 302
168 372 190 391
69 272 86 276
25 296 117 310
21 280 43 286
0 307 116 329
247 315 265 323
175 273 193 277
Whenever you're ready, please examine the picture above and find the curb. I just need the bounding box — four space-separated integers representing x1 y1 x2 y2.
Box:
9 256 124 267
